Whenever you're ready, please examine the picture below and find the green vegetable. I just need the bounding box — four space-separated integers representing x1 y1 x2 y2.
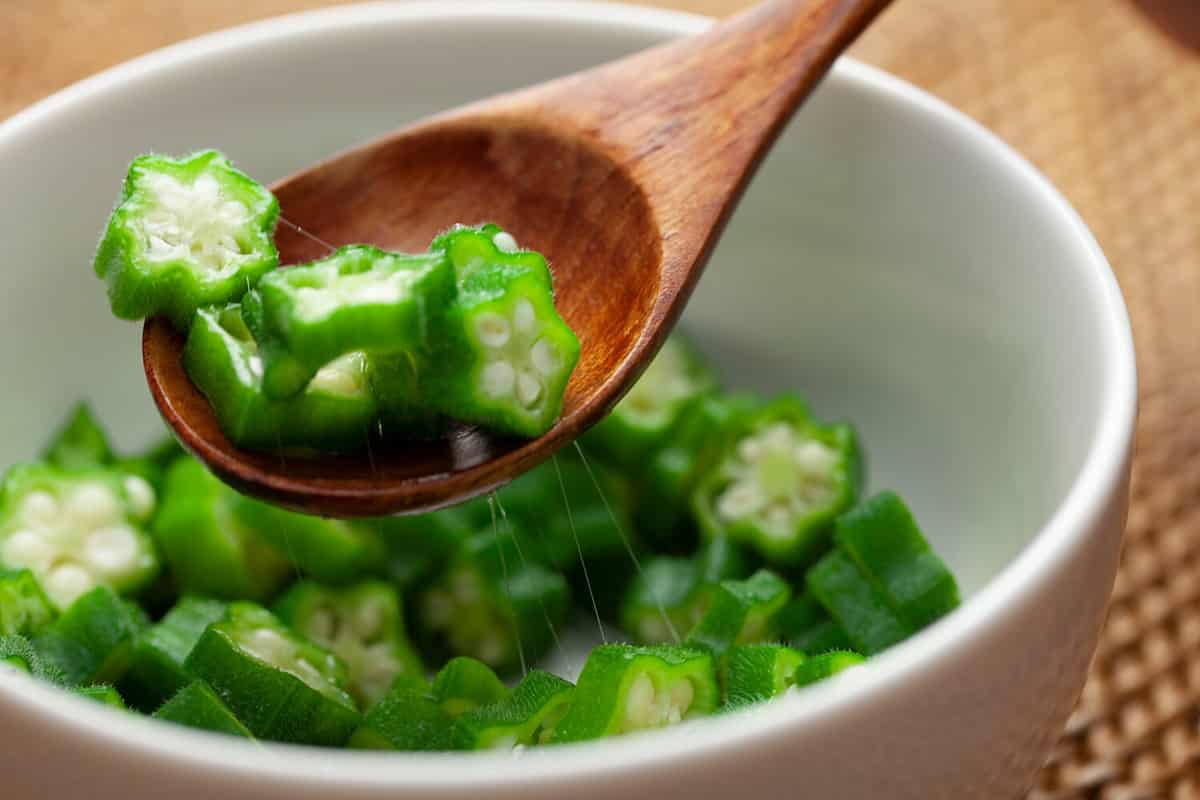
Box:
94 150 280 330
776 592 851 655
151 458 290 601
241 244 454 399
153 681 255 738
34 586 147 686
43 403 114 471
453 670 574 750
721 644 805 709
0 634 67 683
834 491 959 631
692 396 862 566
365 508 473 589
274 580 423 708
685 569 792 659
347 681 456 751
183 602 360 746
184 304 379 454
551 644 718 743
806 550 910 656
121 596 227 710
0 568 57 637
430 657 510 718
791 650 865 688
74 684 127 709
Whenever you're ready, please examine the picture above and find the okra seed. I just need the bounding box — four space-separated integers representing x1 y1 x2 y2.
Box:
530 339 559 376
83 525 140 574
492 231 519 254
66 484 120 527
123 476 156 520
717 482 766 520
516 370 543 408
512 298 536 334
481 361 517 399
242 627 292 665
624 673 657 726
352 598 385 639
20 491 59 526
44 562 94 607
138 171 253 273
475 313 512 348
307 608 337 643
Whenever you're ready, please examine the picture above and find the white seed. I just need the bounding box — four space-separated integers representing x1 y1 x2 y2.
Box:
242 627 293 665
311 354 365 396
492 231 519 254
474 312 512 348
795 441 837 473
624 673 656 728
668 679 694 716
83 525 141 575
512 298 536 334
765 504 793 536
481 361 516 399
516 370 543 408
737 438 763 463
2 529 54 567
123 476 156 520
20 491 59 527
44 563 94 608
717 482 765 520
307 608 337 643
530 339 558 377
66 483 120 527
353 597 386 639
293 657 327 691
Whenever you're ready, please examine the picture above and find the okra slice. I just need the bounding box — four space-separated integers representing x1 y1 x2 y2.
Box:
34 585 147 686
419 533 570 674
121 596 227 710
454 670 575 750
94 150 279 330
0 463 159 610
0 568 56 637
241 245 454 399
806 551 910 656
348 681 457 751
721 644 805 709
427 224 580 438
153 680 254 738
152 458 290 601
369 351 448 440
183 603 360 746
777 591 852 655
834 491 960 631
366 507 474 589
692 396 862 567
0 634 67 683
75 684 127 709
184 304 378 454
551 644 719 743
791 649 865 688
685 569 792 659
584 334 718 469
430 656 510 718
274 580 423 708
42 403 114 471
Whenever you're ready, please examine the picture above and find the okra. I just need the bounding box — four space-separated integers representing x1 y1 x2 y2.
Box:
685 570 792 659
0 634 67 683
806 550 910 655
121 596 227 710
241 245 454 399
43 403 114 471
776 591 852 655
94 150 279 330
34 585 147 686
75 683 127 709
692 396 862 566
0 464 159 610
430 656 510 718
791 650 865 688
184 304 379 454
366 507 474 589
274 580 423 708
348 681 457 751
721 644 805 709
0 568 57 637
551 644 719 743
152 680 254 738
453 670 574 750
183 602 360 746
834 491 959 631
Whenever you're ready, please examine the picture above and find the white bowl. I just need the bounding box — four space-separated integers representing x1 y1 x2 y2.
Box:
0 3 1135 798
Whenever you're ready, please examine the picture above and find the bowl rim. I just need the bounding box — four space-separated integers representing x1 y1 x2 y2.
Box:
0 0 1137 789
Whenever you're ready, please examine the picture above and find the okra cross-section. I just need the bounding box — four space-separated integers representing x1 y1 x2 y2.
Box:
241 244 454 399
94 150 279 330
183 602 360 746
453 669 575 750
551 644 719 743
693 396 862 566
685 569 792 659
721 644 805 710
0 464 159 610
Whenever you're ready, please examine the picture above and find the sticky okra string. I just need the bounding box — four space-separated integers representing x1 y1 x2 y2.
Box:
554 454 607 647
488 494 528 678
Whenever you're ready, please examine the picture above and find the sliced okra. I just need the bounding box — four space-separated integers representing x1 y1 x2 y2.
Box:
121 595 227 710
347 681 457 751
453 670 574 750
776 591 852 655
183 602 360 746
153 680 254 738
94 150 279 330
0 568 57 637
426 224 580 438
365 507 474 589
721 644 805 709
430 656 510 718
791 650 865 688
834 491 960 631
42 403 114 471
806 551 910 656
692 396 862 567
0 463 159 610
151 458 291 601
369 351 448 440
685 569 792 659
184 304 379 454
551 644 719 743
241 244 454 399
34 585 147 686
0 634 68 683
273 580 423 708
74 683 127 709
113 429 187 496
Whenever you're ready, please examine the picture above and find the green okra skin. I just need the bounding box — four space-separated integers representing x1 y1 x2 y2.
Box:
183 602 360 746
425 224 580 438
33 585 147 686
120 596 227 711
184 304 379 454
74 684 127 709
551 644 719 743
453 669 575 750
152 681 254 738
364 507 474 589
791 650 866 688
151 458 291 602
273 580 423 708
685 569 792 659
692 395 863 567
583 334 719 470
834 491 960 631
0 463 160 610
0 634 68 684
776 591 852 655
42 403 114 471
430 657 511 718
0 568 57 637
94 150 279 331
348 682 457 751
806 550 911 656
418 532 570 674
368 351 448 440
720 644 806 709
241 245 455 399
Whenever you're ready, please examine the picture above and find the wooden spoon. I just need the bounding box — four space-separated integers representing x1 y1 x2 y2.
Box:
144 0 892 518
